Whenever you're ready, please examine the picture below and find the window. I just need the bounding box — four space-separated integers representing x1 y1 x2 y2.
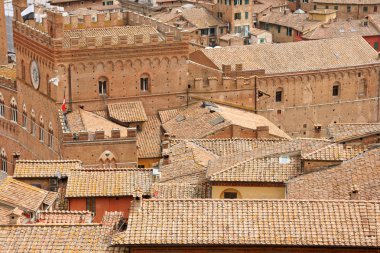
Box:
0 94 4 117
303 0 308 3
245 12 249 19
259 38 265 43
10 98 17 123
201 29 208 35
140 74 150 92
86 198 96 213
21 60 25 80
275 89 283 102
224 192 238 199
39 117 44 142
234 12 241 20
48 123 54 149
332 84 340 96
264 23 269 30
220 28 224 34
359 79 367 97
217 12 223 18
243 25 250 36
107 1 113 5
286 27 292 36
375 6 378 12
233 0 242 5
314 5 317 10
375 42 379 50
245 0 249 4
364 6 368 12
22 104 27 128
234 26 242 34
138 165 145 168
325 5 328 9
31 113 36 136
0 149 6 173
225 0 230 5
277 25 281 33
98 77 108 95
209 28 216 35
334 5 338 10
47 75 51 98
347 5 351 12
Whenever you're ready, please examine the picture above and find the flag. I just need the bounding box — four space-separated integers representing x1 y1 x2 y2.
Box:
21 5 35 21
61 93 67 113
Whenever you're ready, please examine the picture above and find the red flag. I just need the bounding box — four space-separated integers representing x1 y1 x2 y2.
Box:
61 93 66 113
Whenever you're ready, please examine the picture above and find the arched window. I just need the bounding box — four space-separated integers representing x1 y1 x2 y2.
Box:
99 150 116 168
98 77 108 95
47 75 51 98
22 103 27 128
10 97 18 123
39 116 44 142
48 122 54 149
140 74 150 92
332 82 340 97
31 109 36 136
1 148 7 173
359 79 367 97
220 188 242 199
275 88 283 102
0 93 4 117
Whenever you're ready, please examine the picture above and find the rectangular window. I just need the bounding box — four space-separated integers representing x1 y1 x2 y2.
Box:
86 198 96 213
39 126 44 142
259 38 265 43
31 121 36 136
48 132 53 148
220 28 224 34
303 0 308 3
201 29 208 35
245 12 249 19
243 25 249 36
224 192 238 199
275 90 283 102
264 23 269 31
277 25 281 33
138 165 145 168
364 6 368 12
140 78 149 91
234 26 242 34
375 42 379 50
1 158 6 173
209 28 216 35
375 6 378 12
286 27 292 36
314 5 317 10
334 5 338 10
234 12 241 20
332 85 339 96
245 0 249 4
347 5 351 12
325 5 328 9
11 108 17 122
0 103 4 117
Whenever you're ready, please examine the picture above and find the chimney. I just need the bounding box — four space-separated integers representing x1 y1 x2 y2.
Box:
8 208 23 225
163 133 170 141
132 189 143 210
350 185 359 200
10 152 20 176
162 140 169 149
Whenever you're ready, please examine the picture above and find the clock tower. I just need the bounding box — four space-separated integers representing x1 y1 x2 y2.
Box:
0 0 8 65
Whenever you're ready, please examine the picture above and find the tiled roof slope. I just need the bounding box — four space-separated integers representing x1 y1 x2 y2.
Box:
66 169 153 197
0 177 57 212
13 160 82 178
137 115 161 158
108 101 148 123
260 12 322 32
37 210 93 224
158 108 183 123
313 0 380 4
327 123 380 142
112 199 380 247
194 36 379 74
0 64 16 80
151 183 208 199
63 26 163 48
208 156 302 182
162 102 290 139
287 147 380 200
302 143 367 161
0 206 13 225
0 212 128 252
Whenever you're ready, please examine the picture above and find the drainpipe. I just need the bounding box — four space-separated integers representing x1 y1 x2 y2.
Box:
68 64 73 112
254 75 257 114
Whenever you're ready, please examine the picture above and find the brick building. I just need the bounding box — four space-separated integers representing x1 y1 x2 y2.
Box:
188 36 380 138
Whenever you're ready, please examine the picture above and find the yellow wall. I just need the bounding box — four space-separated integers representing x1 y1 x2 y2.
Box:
211 185 286 199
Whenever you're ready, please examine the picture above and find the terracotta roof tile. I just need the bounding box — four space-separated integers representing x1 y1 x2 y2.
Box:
37 210 93 224
108 101 147 123
0 206 13 225
313 0 380 4
287 147 380 200
158 108 182 123
260 12 322 32
208 156 302 182
151 183 208 198
195 36 380 74
66 169 153 197
112 199 380 247
162 102 290 139
327 123 380 142
13 160 82 178
0 177 57 212
0 64 16 80
0 211 128 252
302 143 367 161
137 115 162 158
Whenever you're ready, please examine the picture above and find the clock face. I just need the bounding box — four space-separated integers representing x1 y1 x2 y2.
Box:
30 60 40 90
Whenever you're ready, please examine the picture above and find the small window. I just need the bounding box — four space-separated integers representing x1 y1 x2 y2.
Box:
220 27 224 34
332 84 340 96
11 107 17 122
314 5 317 10
209 28 216 35
140 75 150 92
347 5 351 12
325 5 328 9
0 102 3 117
364 6 368 12
245 0 249 4
275 89 283 102
375 6 378 12
259 38 265 43
234 12 241 20
334 5 338 10
0 149 6 173
277 25 281 33
31 120 36 136
98 77 108 95
138 165 145 168
286 27 292 36
39 124 44 142
86 197 96 213
48 130 54 148
264 23 269 31
245 12 249 19
224 192 238 199
375 42 379 50
303 0 308 3
22 112 27 128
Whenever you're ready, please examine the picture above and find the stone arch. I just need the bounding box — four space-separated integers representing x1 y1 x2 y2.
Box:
10 97 17 107
143 58 152 69
75 63 86 73
133 59 142 70
87 62 95 72
161 57 169 69
98 150 117 167
96 62 105 72
22 103 27 113
57 64 66 75
105 61 114 72
152 58 160 68
220 188 242 199
115 60 124 71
